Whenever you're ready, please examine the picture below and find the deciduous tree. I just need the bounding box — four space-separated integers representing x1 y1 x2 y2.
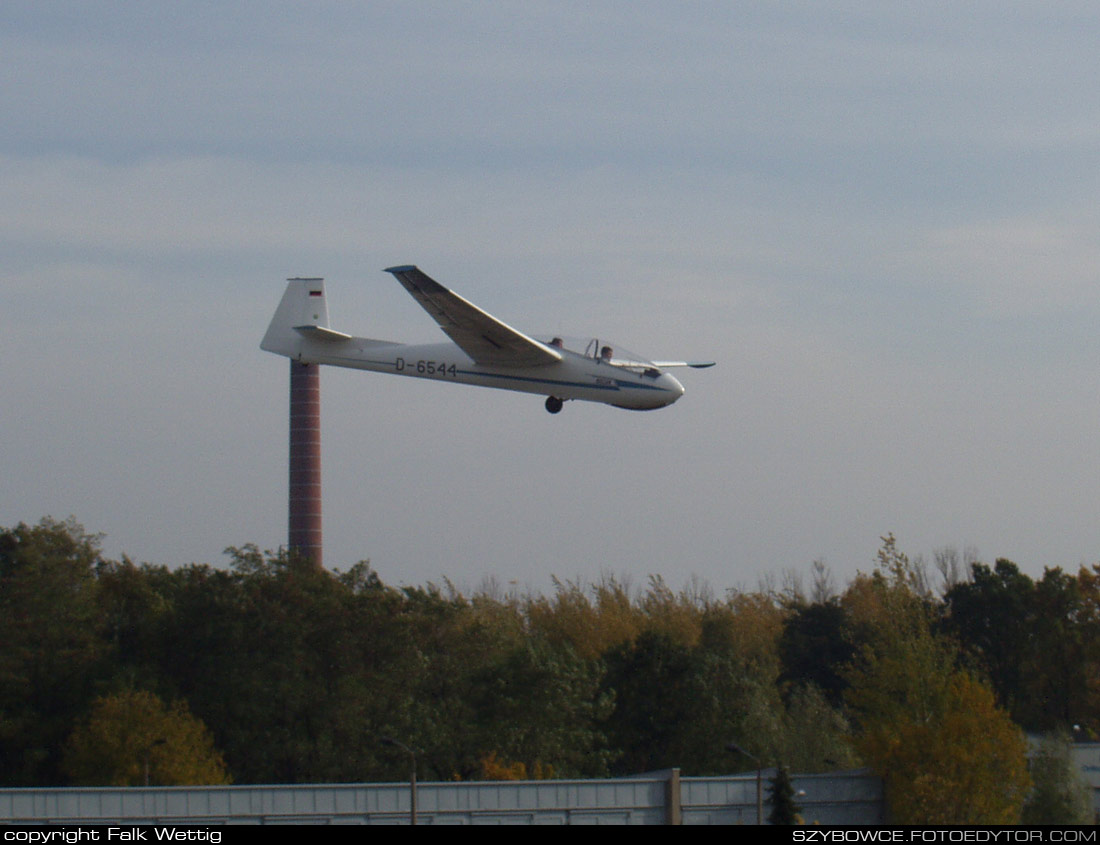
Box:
0 518 104 785
1022 732 1093 824
469 639 611 778
846 537 1029 824
64 689 229 786
945 560 1095 732
779 599 858 707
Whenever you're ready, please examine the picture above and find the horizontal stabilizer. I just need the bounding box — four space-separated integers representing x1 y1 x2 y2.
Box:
294 325 352 341
652 360 716 369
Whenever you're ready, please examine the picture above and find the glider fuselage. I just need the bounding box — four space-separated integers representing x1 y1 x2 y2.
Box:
298 336 685 410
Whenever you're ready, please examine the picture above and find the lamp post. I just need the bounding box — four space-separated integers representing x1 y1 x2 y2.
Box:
380 737 419 825
726 742 763 825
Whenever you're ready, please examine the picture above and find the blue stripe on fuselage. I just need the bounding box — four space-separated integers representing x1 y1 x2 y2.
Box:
315 353 677 397
458 369 674 395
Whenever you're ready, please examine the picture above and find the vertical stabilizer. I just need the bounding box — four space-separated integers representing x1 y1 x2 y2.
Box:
261 277 330 358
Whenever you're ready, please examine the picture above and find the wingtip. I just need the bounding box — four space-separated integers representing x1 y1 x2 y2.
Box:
384 264 417 274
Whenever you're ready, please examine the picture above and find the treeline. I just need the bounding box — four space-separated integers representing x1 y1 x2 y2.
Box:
1 518 1098 823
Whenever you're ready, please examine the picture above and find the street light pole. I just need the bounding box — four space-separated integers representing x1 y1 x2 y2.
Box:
380 737 419 825
726 742 763 825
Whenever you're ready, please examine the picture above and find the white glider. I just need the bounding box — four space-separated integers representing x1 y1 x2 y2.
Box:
261 266 713 413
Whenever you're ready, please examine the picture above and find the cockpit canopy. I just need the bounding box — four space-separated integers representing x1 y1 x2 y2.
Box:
538 336 663 377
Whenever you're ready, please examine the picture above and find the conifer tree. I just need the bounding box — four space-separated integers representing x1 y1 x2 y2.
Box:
767 765 801 825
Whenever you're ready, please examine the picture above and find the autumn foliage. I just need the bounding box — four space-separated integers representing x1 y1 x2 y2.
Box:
476 751 553 781
845 537 1030 824
64 690 230 786
851 669 1029 823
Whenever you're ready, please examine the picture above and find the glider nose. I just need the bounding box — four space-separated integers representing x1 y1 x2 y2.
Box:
661 372 685 404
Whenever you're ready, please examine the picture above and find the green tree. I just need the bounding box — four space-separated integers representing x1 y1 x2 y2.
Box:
945 561 1094 732
1021 732 1093 825
1076 565 1100 731
1028 568 1091 729
942 559 1035 720
767 765 801 825
379 580 516 781
779 599 858 707
64 689 230 785
94 557 173 691
779 683 857 773
601 619 787 776
468 639 612 778
155 548 419 783
600 630 700 774
0 518 105 785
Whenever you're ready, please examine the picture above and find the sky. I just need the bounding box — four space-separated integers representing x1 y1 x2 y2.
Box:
4 1 1100 596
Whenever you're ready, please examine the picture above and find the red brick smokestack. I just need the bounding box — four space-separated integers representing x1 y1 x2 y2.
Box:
288 359 322 568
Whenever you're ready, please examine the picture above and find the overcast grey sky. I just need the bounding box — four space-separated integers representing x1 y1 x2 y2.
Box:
4 1 1100 593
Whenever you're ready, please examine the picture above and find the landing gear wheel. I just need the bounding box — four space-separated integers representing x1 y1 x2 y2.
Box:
545 396 564 414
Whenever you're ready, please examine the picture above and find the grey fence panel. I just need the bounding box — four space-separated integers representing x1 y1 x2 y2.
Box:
681 770 884 825
0 770 880 825
1 777 671 825
1071 742 1100 816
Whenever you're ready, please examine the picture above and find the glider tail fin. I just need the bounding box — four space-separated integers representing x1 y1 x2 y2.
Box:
261 277 333 358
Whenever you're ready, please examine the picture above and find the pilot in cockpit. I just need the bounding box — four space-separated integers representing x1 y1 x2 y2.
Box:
600 345 613 362
550 337 563 349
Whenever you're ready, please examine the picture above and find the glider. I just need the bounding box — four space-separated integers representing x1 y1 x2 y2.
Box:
261 266 713 413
